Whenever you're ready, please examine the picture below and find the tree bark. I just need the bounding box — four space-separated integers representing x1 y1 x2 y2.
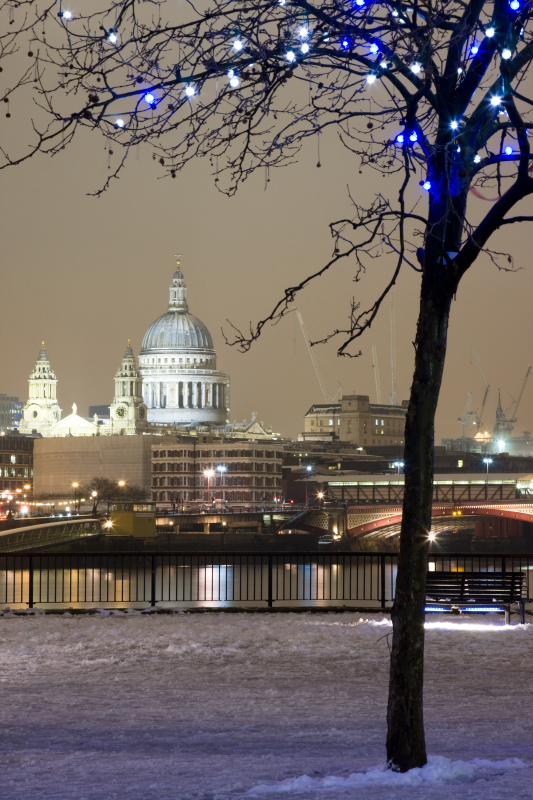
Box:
386 271 453 772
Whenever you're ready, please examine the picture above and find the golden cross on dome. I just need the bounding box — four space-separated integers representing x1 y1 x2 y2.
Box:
174 253 182 266
41 340 45 350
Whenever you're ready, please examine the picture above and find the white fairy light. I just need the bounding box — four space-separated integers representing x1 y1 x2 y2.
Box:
108 32 118 44
286 51 296 62
300 42 310 54
491 95 502 106
366 74 377 84
233 39 243 51
501 48 512 59
473 154 481 163
61 10 72 19
184 85 195 97
411 62 422 74
450 120 459 130
485 27 495 38
114 119 125 128
298 26 309 39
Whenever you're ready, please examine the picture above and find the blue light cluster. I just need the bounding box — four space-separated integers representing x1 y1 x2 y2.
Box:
462 607 504 613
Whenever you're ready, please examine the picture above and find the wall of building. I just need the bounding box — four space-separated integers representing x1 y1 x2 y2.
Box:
151 435 284 507
302 395 407 446
33 435 158 494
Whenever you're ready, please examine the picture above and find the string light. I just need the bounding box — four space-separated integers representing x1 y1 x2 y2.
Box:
60 10 72 19
501 48 512 59
485 27 495 38
422 180 431 191
411 62 422 74
457 67 463 74
233 39 243 51
409 131 418 142
298 26 309 39
504 146 513 155
301 42 310 54
184 85 196 97
286 50 296 62
490 95 502 106
356 0 365 5
278 0 286 5
341 39 349 49
471 44 479 55
450 120 459 130
509 0 520 9
369 43 379 55
144 93 155 105
107 32 118 44
228 71 240 88
473 154 481 163
391 9 399 16
396 134 405 144
114 118 125 128
366 74 377 84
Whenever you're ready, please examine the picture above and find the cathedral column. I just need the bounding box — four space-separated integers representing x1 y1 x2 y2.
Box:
192 382 198 409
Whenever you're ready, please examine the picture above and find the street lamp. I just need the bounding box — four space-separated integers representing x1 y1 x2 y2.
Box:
393 461 404 476
305 465 312 507
203 469 215 505
91 490 98 515
317 491 324 508
482 457 493 477
72 482 79 513
216 465 227 506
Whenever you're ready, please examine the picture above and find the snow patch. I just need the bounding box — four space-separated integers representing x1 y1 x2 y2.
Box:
247 756 528 794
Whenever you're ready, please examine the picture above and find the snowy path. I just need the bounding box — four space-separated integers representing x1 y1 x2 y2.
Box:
0 611 531 800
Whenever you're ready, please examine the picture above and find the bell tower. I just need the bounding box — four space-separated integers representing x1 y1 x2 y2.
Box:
19 342 62 435
109 340 147 433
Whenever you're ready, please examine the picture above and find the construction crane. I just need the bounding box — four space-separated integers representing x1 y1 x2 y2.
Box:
494 366 532 437
295 309 342 403
389 295 398 405
372 345 382 404
457 393 473 438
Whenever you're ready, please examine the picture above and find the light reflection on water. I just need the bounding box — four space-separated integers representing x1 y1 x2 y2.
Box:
0 560 396 610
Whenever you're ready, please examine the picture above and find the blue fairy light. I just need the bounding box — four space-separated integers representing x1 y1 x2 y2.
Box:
473 154 481 163
422 181 431 191
509 0 520 9
144 92 155 105
341 39 349 49
369 43 379 55
471 44 479 55
409 131 418 142
355 0 365 5
396 134 405 144
366 74 377 84
504 146 513 155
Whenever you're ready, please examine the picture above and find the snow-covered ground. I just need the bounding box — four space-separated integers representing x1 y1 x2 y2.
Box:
0 610 531 800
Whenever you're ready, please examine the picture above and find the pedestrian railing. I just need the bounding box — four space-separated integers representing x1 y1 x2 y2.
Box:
0 552 531 610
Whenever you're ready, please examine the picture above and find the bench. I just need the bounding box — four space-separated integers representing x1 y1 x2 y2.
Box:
425 571 526 624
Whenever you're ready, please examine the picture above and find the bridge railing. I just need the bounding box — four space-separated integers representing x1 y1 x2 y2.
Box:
1 552 531 611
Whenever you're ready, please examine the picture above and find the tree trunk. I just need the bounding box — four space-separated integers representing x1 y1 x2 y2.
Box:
386 273 453 772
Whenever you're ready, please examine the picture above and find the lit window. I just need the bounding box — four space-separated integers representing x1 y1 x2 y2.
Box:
458 460 463 468
329 419 333 426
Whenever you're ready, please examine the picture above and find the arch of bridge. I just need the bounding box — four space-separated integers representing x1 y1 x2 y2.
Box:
346 502 533 538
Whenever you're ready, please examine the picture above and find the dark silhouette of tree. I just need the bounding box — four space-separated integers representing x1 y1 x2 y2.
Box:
82 477 117 512
2 0 532 772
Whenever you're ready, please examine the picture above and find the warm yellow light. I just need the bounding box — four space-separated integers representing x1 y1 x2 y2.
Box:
118 480 126 487
72 482 79 488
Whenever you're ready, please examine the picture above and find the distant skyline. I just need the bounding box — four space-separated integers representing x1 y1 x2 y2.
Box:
1 123 532 442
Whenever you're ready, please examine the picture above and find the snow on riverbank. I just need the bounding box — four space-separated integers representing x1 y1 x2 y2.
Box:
0 611 531 800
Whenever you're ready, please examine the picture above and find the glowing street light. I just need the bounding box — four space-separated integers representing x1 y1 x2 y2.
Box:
482 457 493 477
91 490 98 515
72 481 80 513
305 465 312 507
394 461 405 475
203 469 215 505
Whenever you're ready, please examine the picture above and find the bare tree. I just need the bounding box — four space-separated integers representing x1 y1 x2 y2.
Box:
2 0 532 772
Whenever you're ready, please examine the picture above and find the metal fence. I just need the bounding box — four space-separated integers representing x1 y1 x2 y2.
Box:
0 552 532 610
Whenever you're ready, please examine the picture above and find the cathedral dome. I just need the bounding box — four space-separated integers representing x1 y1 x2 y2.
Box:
141 311 214 353
140 266 214 354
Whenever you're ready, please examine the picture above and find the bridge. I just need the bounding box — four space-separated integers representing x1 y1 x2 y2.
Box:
1 500 532 552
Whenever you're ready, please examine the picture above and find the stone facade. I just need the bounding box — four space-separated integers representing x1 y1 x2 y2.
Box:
301 395 408 447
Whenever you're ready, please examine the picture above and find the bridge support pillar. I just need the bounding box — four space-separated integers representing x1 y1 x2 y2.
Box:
203 522 210 534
